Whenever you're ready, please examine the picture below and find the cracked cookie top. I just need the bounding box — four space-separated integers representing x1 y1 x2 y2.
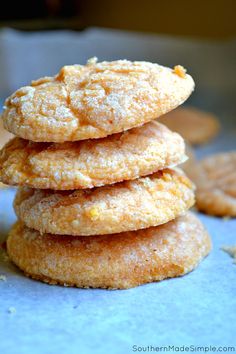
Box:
2 59 194 142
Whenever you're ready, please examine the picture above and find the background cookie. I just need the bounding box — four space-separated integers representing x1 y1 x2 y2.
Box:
158 107 220 144
14 169 195 236
184 152 236 216
7 213 211 289
0 121 186 190
2 59 194 142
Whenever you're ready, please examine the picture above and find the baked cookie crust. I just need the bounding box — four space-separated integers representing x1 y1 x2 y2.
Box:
2 59 194 142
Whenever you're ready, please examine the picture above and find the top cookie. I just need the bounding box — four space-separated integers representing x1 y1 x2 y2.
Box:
2 59 194 142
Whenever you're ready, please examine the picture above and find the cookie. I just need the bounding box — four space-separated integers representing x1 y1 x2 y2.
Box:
0 119 14 189
158 107 220 144
14 169 195 236
0 121 186 190
184 152 236 216
7 212 211 289
2 59 194 142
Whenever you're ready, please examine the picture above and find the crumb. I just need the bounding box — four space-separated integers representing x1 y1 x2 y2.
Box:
8 307 16 314
87 206 100 220
173 65 186 78
222 245 236 263
223 216 231 222
72 220 80 227
162 172 172 182
0 274 6 281
87 57 98 65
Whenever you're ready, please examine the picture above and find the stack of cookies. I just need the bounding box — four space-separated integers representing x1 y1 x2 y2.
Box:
0 59 211 289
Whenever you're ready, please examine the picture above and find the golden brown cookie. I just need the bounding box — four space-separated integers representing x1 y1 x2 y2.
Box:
0 121 186 190
158 107 220 144
184 152 236 216
0 119 14 189
7 212 211 289
2 59 194 142
14 168 195 236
